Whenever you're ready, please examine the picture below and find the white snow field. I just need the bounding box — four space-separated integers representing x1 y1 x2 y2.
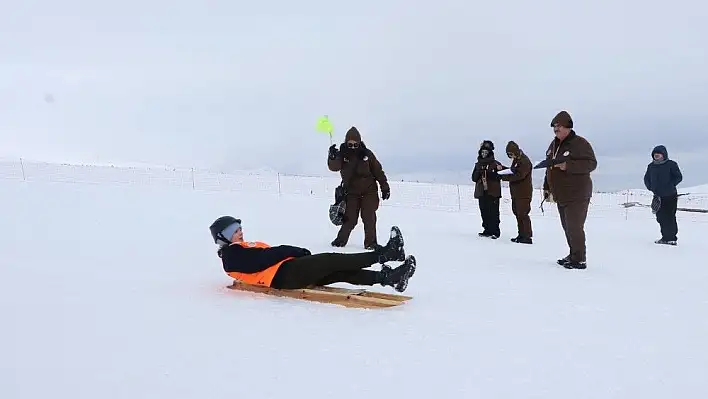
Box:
2 158 708 399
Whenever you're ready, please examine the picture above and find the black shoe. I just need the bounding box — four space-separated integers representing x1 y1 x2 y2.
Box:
380 255 416 292
375 226 405 263
365 243 381 251
557 255 571 266
513 236 532 244
655 239 677 246
331 239 346 247
478 231 491 237
563 260 587 269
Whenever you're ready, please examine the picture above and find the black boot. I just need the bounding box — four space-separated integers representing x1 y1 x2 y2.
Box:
563 260 587 270
557 255 571 266
512 236 532 244
375 226 405 263
379 255 417 292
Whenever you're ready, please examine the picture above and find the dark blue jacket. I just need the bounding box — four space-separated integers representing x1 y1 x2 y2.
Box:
643 145 683 197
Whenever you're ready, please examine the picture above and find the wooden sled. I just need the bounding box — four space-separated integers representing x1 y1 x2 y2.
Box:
226 281 413 309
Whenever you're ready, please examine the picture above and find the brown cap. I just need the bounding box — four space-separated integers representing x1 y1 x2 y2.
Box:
345 126 362 142
505 140 520 155
550 111 573 128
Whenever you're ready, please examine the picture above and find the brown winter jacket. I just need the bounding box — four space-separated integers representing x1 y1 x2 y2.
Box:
472 152 503 199
500 141 533 199
542 130 597 204
327 127 389 196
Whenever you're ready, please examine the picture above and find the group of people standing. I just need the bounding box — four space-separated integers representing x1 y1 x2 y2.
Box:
206 110 686 296
470 110 598 269
325 110 685 270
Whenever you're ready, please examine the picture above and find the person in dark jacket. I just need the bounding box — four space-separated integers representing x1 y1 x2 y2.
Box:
499 140 533 244
543 111 597 269
471 140 503 238
209 216 416 292
327 126 390 249
643 145 683 245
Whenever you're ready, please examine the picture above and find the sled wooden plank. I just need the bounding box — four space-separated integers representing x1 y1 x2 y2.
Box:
227 282 400 309
311 286 413 302
227 281 406 309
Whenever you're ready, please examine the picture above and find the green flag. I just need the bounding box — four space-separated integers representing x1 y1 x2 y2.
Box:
316 115 334 141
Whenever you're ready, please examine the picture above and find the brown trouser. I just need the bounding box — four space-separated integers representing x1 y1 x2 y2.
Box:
335 192 380 247
557 199 590 262
511 198 532 238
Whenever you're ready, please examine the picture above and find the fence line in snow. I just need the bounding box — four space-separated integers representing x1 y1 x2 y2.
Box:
1 157 706 223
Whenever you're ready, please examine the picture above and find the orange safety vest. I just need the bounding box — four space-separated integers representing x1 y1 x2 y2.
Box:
225 241 293 288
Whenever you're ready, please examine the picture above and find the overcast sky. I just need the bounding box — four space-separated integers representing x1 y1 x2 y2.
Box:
1 0 706 191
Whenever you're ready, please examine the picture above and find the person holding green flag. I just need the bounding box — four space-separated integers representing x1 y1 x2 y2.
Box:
327 126 391 250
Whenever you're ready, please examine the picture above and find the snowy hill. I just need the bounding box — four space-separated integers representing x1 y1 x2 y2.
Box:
684 183 708 194
2 158 708 399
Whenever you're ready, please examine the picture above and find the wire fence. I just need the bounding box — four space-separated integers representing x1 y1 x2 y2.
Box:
2 157 707 224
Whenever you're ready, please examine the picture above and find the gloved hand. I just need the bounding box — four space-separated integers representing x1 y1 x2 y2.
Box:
543 190 551 200
300 248 311 257
328 144 338 160
381 189 390 200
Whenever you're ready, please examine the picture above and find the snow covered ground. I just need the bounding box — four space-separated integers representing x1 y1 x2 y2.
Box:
2 161 708 399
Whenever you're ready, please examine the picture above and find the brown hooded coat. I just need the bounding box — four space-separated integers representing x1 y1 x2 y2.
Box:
327 127 389 247
500 141 533 238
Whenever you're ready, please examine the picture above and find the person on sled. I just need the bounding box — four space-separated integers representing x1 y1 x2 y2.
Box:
209 216 417 292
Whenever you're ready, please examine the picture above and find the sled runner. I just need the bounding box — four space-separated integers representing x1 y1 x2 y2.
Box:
227 281 413 309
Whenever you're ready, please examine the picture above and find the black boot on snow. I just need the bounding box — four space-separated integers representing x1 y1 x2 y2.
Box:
557 255 571 266
563 260 587 270
512 236 532 244
379 255 417 292
375 226 405 263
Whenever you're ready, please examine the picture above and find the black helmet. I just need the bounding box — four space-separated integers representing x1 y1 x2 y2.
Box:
209 216 241 244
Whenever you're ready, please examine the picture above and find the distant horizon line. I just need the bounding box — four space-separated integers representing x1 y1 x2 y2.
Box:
2 153 706 195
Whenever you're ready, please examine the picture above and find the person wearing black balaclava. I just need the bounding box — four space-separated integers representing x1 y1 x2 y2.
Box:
327 126 390 249
471 140 504 238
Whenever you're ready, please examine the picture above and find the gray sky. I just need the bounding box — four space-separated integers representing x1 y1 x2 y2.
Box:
1 0 706 191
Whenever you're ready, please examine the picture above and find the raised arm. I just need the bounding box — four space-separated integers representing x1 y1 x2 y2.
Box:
327 144 343 171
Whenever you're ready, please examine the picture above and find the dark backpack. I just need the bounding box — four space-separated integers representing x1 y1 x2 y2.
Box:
328 184 347 226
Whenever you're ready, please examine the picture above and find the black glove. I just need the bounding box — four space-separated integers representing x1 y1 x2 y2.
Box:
328 144 338 160
381 189 390 200
300 248 311 257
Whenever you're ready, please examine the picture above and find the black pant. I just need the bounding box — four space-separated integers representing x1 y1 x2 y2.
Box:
271 252 380 289
656 195 679 241
478 195 500 235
